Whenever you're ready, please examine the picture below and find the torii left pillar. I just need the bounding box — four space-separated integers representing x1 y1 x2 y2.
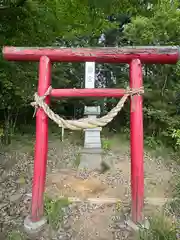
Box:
24 56 51 233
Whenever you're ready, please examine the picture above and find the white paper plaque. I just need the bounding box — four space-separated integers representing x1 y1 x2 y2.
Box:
85 62 95 88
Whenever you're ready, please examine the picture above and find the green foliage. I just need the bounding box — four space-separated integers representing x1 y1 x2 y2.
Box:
167 174 180 218
124 0 180 45
8 230 24 240
168 198 180 219
36 0 115 39
137 215 178 240
74 153 81 167
102 138 111 150
0 126 4 138
119 0 180 149
171 129 180 147
144 136 162 149
44 196 70 230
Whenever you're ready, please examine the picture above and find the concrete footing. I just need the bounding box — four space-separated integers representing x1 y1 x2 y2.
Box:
24 215 47 234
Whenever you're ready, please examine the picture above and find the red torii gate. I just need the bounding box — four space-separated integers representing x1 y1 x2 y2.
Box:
3 46 179 232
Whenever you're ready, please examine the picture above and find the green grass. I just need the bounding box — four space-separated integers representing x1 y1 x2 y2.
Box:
137 171 180 240
44 195 70 230
74 153 81 167
101 130 130 151
102 138 111 150
167 173 180 218
137 215 178 240
8 230 24 240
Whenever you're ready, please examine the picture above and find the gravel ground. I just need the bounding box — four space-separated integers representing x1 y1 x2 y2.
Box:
0 133 175 240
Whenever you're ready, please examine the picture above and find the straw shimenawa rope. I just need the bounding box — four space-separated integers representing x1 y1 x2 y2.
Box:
31 87 144 130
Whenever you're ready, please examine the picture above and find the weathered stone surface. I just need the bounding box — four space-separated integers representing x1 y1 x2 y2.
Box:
78 148 103 174
84 128 102 149
84 106 101 115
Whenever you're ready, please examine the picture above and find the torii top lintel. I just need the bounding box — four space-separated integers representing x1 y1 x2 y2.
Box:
3 46 180 64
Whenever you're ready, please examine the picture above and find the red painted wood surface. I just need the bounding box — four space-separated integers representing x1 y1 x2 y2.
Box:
51 88 126 98
3 46 179 64
130 59 144 223
31 56 51 222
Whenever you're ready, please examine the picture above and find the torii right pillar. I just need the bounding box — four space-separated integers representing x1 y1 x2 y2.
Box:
130 59 144 223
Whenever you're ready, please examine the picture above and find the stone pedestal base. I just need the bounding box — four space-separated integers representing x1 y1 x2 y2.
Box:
80 106 102 177
78 148 103 177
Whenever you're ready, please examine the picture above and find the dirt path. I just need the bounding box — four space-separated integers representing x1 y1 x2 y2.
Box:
0 133 176 240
